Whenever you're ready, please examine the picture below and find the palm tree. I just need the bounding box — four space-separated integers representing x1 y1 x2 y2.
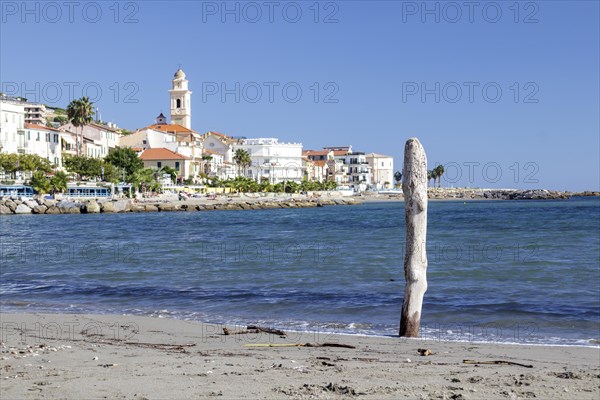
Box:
133 168 160 193
233 149 251 178
49 171 69 194
430 169 439 189
427 170 433 187
30 171 51 194
160 166 178 184
67 97 94 157
202 154 213 175
434 165 445 188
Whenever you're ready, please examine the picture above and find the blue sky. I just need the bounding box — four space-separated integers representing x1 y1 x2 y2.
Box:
1 0 598 191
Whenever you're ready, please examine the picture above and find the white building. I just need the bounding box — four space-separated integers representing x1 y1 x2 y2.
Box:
235 138 303 183
22 123 64 167
0 101 66 169
366 153 394 189
0 101 25 154
59 122 122 158
200 131 239 179
334 152 372 192
120 126 178 152
201 149 226 178
24 103 47 125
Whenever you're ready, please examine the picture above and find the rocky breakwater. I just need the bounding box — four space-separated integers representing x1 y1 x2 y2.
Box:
427 188 572 200
0 196 362 215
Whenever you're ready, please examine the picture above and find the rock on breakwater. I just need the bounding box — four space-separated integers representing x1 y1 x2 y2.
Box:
0 196 362 216
428 188 573 200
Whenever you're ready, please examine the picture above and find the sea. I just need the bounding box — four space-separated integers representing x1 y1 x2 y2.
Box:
1 198 599 346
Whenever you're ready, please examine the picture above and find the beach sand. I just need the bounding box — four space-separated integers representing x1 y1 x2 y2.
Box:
0 313 598 399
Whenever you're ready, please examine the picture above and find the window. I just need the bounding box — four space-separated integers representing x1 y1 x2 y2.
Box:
27 132 30 140
157 162 162 168
142 140 147 145
54 134 58 143
381 162 384 167
175 161 180 170
176 99 181 108
46 133 50 142
36 132 40 141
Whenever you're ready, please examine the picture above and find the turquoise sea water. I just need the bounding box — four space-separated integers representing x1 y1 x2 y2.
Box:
1 198 599 346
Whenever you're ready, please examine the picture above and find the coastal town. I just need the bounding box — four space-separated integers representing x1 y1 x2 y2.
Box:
1 70 596 215
0 69 396 198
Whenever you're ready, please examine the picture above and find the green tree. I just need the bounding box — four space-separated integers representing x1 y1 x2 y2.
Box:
285 181 300 193
66 97 94 156
104 147 144 181
431 169 439 189
29 171 51 194
160 166 178 183
49 171 69 193
0 153 20 178
202 154 213 175
427 170 434 187
101 162 120 183
63 155 103 180
53 115 68 124
131 168 161 193
18 154 53 174
63 155 84 177
259 178 273 193
233 149 251 177
434 165 445 188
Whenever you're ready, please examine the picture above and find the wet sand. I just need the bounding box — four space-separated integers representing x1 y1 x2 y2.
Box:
1 313 598 399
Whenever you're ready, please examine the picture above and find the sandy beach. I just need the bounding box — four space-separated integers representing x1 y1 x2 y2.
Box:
0 313 598 399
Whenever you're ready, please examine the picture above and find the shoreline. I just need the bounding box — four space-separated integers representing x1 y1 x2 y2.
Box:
1 313 598 399
0 188 598 216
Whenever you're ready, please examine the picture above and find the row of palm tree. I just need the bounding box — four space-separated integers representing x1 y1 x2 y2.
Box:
428 165 445 188
233 149 251 177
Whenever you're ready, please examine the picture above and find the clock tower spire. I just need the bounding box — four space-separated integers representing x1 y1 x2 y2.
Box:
169 68 192 129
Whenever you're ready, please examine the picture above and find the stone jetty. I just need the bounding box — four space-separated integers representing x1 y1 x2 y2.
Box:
427 188 573 200
374 188 594 201
0 196 362 216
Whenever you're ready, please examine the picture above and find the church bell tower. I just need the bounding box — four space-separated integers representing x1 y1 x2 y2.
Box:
169 68 192 129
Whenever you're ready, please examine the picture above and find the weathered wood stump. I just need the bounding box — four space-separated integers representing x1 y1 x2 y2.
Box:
399 138 428 337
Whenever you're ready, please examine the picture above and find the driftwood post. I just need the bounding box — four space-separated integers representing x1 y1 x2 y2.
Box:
399 138 428 337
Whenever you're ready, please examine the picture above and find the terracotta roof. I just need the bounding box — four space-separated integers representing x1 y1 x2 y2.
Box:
24 123 61 132
131 147 144 152
90 122 122 133
304 150 330 156
313 160 327 167
301 157 312 163
205 131 229 138
333 150 349 156
140 148 190 161
144 124 197 134
203 150 220 155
